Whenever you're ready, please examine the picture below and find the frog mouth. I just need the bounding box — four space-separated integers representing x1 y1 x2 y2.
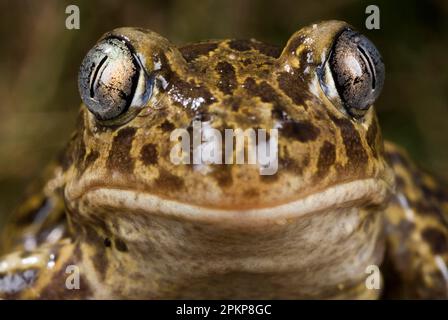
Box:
67 178 391 226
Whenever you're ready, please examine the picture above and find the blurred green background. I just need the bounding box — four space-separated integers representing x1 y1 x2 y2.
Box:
0 0 447 227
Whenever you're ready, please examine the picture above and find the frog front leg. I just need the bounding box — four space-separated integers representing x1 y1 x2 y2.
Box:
0 238 94 299
383 141 448 299
0 158 94 299
0 161 69 255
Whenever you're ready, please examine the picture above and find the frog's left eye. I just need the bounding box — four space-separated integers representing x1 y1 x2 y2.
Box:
319 29 385 118
78 37 152 122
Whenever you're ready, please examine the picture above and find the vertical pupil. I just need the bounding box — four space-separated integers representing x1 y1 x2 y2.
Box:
79 36 152 122
89 55 108 98
357 45 376 90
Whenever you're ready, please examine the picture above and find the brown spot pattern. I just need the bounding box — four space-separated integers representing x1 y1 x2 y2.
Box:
243 77 280 104
250 41 281 58
211 167 233 188
279 151 303 174
243 188 260 198
167 74 215 111
277 69 313 107
160 120 175 132
330 115 368 170
215 61 237 95
422 227 448 254
179 42 218 62
75 137 86 170
228 39 252 51
155 169 184 192
140 143 158 166
366 118 379 158
316 141 336 178
260 174 279 183
107 127 136 173
228 39 280 58
280 120 320 143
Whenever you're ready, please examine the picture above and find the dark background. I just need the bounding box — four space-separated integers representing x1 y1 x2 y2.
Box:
0 0 447 227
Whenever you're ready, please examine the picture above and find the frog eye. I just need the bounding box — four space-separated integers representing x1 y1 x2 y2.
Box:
319 29 385 118
78 37 152 121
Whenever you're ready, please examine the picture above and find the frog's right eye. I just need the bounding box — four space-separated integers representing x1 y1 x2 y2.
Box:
319 29 385 119
78 37 152 122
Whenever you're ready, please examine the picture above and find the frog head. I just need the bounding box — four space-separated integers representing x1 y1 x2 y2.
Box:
62 21 393 298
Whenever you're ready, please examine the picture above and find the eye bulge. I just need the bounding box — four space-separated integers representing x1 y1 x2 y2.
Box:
78 37 150 122
323 29 385 118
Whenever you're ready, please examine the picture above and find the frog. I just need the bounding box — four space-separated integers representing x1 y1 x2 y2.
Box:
0 20 447 299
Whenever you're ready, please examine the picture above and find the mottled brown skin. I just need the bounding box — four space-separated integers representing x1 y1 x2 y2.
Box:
0 21 447 299
383 142 448 298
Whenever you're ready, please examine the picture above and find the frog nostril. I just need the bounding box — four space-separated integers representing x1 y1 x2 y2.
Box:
104 238 112 247
114 238 128 252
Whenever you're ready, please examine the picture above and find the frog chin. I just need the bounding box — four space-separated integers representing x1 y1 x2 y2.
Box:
68 177 390 299
68 177 391 226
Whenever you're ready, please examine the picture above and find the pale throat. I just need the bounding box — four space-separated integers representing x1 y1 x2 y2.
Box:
81 201 385 299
